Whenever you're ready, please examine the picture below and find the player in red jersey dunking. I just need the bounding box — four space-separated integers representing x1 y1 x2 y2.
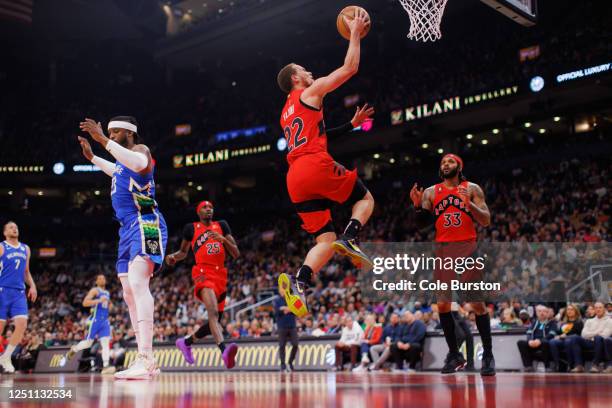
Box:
276 9 375 317
410 154 496 376
165 200 240 369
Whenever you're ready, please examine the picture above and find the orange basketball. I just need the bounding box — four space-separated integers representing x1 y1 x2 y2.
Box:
336 6 371 40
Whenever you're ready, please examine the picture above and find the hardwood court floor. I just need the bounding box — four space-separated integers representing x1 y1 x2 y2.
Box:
1 371 610 407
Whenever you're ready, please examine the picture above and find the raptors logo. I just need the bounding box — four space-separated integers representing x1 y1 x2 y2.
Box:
196 231 211 247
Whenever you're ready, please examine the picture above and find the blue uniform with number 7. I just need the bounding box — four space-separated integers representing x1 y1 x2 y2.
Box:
0 241 29 320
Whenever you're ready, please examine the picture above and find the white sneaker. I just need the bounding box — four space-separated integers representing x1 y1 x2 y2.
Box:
0 356 15 373
114 354 156 380
352 365 366 373
150 360 161 377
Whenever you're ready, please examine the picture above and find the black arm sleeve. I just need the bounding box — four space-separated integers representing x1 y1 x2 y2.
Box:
414 208 435 229
182 223 194 241
218 220 232 236
326 122 353 138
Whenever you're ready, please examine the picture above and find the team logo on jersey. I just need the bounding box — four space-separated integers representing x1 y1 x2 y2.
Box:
114 164 124 175
147 240 159 254
196 232 211 247
434 194 470 216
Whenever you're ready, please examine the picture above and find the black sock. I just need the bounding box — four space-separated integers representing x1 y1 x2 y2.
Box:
296 265 313 285
343 219 362 240
475 314 493 355
439 312 459 354
218 342 226 353
185 320 212 345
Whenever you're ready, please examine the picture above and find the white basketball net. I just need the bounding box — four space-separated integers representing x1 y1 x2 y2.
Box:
398 0 449 42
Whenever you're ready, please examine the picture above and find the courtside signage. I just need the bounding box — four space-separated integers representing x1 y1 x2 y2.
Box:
556 62 611 83
391 85 519 125
173 144 271 168
34 338 335 372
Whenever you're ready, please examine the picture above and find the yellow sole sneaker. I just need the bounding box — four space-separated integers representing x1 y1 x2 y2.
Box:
278 273 309 318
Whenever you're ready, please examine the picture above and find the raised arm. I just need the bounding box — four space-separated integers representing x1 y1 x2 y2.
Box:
411 184 435 229
79 119 151 174
301 9 369 107
78 136 114 177
326 104 375 138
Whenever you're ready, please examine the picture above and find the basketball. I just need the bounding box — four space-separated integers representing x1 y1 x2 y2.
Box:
336 6 371 40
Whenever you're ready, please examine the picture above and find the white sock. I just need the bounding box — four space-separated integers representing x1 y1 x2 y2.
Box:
100 337 110 367
1 344 16 359
72 339 94 352
120 275 140 348
128 256 155 357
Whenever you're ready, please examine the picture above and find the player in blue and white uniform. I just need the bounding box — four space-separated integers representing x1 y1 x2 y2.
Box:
0 221 37 373
78 116 167 380
66 274 116 374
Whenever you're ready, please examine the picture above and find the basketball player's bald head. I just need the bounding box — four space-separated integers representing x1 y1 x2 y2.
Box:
277 63 296 93
277 63 313 93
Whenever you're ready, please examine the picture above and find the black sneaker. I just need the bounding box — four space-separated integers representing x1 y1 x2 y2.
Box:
288 363 295 372
280 364 287 372
331 235 373 270
441 352 467 374
465 363 477 372
480 353 496 376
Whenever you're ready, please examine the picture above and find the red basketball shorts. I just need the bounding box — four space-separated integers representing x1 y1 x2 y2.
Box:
192 264 227 313
286 152 362 235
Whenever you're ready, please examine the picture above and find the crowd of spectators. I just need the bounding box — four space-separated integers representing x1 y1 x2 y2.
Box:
1 142 609 372
1 0 610 372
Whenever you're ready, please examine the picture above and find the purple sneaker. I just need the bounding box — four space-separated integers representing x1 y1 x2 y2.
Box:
222 343 238 369
176 338 195 364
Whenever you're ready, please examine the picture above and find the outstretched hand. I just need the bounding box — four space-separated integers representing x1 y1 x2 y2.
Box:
351 103 375 127
165 254 177 266
79 118 107 145
410 183 424 207
77 136 94 161
344 7 369 36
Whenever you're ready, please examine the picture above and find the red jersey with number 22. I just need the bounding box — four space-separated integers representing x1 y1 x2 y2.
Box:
281 89 327 166
433 181 477 242
191 221 226 267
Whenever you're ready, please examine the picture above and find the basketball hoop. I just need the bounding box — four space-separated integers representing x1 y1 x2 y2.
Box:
398 0 449 42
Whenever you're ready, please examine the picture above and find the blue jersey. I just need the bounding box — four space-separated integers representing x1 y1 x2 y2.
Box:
110 159 167 273
90 288 110 321
0 241 28 289
110 161 159 223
